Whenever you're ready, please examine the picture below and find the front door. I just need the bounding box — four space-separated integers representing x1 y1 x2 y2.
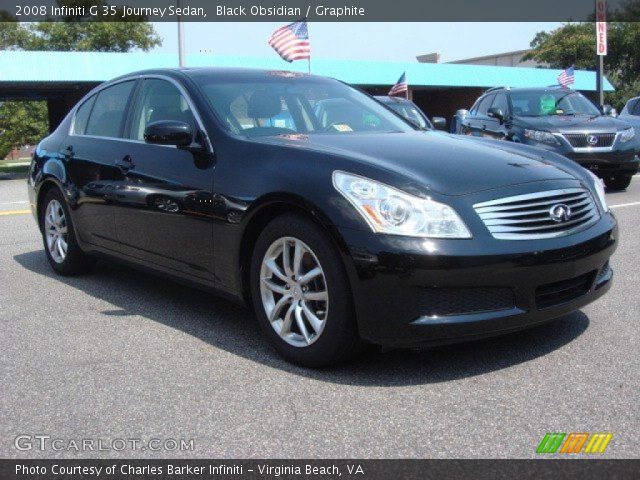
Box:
112 78 216 283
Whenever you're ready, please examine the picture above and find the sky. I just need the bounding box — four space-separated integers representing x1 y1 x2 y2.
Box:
151 22 563 62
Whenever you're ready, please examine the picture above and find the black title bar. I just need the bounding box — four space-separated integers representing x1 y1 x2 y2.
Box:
3 0 640 22
2 459 640 480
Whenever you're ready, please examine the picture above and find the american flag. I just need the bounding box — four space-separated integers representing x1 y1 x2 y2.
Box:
268 19 310 63
557 66 575 87
388 72 408 96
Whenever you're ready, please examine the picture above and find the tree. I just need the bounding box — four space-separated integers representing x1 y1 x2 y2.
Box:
0 101 48 159
0 1 161 159
524 19 640 109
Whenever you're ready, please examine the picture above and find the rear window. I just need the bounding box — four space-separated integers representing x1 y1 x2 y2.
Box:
72 96 96 135
85 81 135 138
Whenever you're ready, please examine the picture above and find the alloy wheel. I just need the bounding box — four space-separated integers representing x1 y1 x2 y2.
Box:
44 199 68 264
259 236 329 347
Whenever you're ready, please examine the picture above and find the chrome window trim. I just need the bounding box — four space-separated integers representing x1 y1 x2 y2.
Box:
68 74 213 153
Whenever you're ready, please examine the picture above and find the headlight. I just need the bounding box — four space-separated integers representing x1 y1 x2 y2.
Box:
523 129 558 145
332 171 471 238
586 170 608 212
619 127 635 143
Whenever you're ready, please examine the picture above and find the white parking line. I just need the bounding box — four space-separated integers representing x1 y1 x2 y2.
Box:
610 201 640 209
0 201 28 205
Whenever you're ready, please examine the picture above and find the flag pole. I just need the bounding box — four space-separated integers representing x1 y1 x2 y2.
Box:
307 19 311 74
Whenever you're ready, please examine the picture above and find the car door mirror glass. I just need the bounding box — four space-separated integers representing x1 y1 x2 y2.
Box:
144 120 193 147
431 117 447 130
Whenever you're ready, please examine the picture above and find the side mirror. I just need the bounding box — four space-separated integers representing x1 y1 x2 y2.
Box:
602 104 616 117
487 107 505 122
431 117 447 130
144 120 193 147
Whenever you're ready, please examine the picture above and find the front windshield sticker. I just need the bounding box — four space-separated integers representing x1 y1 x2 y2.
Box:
540 94 556 115
332 124 354 132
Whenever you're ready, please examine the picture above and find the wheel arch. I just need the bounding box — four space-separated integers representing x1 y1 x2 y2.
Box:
238 193 350 304
35 176 66 232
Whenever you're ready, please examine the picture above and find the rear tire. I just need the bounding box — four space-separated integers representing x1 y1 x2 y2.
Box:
604 174 632 191
40 188 95 276
250 214 361 367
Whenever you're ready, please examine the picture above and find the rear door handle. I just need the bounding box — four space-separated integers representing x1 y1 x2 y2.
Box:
115 155 134 171
63 145 74 158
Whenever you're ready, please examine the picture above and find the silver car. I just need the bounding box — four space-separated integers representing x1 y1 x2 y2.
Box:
619 96 640 139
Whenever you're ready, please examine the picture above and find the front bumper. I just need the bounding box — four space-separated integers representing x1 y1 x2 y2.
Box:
337 212 617 348
563 151 639 177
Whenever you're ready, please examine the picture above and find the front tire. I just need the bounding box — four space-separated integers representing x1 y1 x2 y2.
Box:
604 174 632 191
40 188 95 275
250 214 361 367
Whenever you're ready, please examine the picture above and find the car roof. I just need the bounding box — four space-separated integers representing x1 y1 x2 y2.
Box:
374 95 411 105
484 87 578 96
108 67 337 84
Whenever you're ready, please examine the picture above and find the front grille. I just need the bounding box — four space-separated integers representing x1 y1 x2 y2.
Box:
535 271 596 309
420 287 515 317
473 188 600 240
563 133 616 148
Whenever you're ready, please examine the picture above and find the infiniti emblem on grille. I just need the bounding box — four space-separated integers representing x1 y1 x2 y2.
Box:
549 204 572 222
587 135 598 146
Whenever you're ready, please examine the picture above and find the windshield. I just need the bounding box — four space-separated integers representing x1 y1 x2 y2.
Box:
193 75 415 137
385 102 432 129
510 90 601 117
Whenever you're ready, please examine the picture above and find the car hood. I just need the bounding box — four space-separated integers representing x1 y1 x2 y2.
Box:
249 131 583 196
517 114 630 133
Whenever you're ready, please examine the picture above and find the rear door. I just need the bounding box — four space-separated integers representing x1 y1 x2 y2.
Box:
112 77 216 283
62 80 137 250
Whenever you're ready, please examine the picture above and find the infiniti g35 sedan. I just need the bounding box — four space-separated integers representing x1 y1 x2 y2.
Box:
28 68 617 367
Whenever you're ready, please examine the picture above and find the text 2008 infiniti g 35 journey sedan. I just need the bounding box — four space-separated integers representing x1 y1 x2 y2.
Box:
28 68 616 366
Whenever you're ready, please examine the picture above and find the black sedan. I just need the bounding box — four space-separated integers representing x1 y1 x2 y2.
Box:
28 68 616 367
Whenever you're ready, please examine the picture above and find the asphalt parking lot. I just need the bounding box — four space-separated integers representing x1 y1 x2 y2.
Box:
0 176 639 459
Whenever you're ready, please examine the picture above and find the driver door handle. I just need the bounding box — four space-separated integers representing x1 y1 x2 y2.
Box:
115 155 134 171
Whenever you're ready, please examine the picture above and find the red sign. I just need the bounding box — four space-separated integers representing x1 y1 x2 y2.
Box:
596 0 607 55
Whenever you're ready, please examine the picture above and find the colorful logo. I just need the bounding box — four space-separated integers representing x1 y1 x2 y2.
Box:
536 433 613 454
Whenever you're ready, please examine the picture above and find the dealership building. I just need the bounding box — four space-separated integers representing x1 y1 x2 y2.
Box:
0 51 613 131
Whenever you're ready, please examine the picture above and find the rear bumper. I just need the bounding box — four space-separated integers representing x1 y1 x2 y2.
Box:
337 213 617 348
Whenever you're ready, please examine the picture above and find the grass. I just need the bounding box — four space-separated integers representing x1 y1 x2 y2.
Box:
0 162 30 175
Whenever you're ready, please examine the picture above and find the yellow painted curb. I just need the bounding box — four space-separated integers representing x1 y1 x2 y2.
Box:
0 209 31 216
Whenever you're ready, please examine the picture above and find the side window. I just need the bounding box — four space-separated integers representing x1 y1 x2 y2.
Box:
85 81 135 138
491 93 509 115
72 95 96 135
469 98 482 115
632 100 640 116
128 79 197 141
477 94 495 116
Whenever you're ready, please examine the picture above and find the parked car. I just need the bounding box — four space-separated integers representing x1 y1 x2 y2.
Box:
374 95 446 130
29 69 616 367
619 95 640 140
460 86 639 190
